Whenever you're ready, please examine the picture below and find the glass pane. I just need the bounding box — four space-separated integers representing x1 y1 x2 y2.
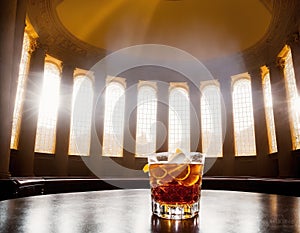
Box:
262 71 278 153
10 32 31 149
201 84 223 157
283 49 300 150
232 79 256 156
168 87 190 153
69 75 94 156
136 85 157 157
102 81 125 157
34 62 61 154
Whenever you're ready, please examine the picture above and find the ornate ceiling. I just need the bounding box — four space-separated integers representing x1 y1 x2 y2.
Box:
27 0 299 68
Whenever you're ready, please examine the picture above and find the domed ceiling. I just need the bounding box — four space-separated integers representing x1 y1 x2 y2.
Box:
31 0 300 68
54 0 271 60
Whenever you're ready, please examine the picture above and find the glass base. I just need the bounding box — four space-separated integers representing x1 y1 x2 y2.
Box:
152 199 200 220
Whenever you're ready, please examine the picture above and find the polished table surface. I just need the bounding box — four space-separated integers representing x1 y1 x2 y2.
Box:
0 189 299 233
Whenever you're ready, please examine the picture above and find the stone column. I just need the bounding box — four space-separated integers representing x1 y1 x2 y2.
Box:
123 79 137 169
156 82 169 152
249 68 271 176
189 83 201 152
0 0 26 178
54 64 74 176
289 42 300 92
16 45 46 176
10 0 27 116
90 70 105 158
219 77 235 176
289 42 300 176
86 69 106 178
269 62 294 177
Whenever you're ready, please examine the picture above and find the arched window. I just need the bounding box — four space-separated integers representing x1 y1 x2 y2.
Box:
10 32 33 149
34 58 61 154
68 73 94 156
232 74 256 156
168 83 190 153
261 66 277 153
135 82 157 157
102 77 126 157
278 45 300 150
200 82 223 157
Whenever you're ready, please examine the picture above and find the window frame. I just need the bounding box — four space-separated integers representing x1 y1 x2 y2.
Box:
10 32 34 149
277 45 300 150
102 76 126 157
231 73 257 156
261 65 278 154
200 80 223 157
168 82 191 153
34 55 62 154
68 69 94 156
135 81 158 157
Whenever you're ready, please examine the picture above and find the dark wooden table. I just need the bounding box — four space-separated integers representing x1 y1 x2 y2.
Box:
0 189 299 233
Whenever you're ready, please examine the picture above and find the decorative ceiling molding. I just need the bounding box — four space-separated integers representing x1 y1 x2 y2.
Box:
27 0 106 69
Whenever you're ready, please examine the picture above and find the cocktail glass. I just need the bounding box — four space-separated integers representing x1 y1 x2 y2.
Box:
147 151 205 220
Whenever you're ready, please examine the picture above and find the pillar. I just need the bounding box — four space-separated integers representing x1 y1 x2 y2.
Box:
289 42 300 176
249 68 274 176
10 0 27 116
54 63 74 176
87 69 108 178
123 79 137 169
0 0 27 178
90 70 105 158
189 83 201 152
289 41 300 92
219 77 235 176
156 82 169 152
269 62 294 177
16 45 45 176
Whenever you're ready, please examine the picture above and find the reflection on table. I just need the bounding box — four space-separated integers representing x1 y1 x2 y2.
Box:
0 189 299 233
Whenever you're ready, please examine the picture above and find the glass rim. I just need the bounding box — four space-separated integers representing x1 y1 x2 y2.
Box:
148 151 205 156
147 151 205 164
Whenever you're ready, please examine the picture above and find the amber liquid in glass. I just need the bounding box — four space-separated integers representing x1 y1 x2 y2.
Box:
150 163 203 205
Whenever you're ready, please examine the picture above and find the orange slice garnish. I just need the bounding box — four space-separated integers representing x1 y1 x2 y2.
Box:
143 164 149 173
180 174 200 186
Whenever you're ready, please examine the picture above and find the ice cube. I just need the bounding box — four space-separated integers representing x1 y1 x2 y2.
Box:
168 152 190 163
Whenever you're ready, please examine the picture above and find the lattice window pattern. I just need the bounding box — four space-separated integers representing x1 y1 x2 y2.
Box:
201 84 223 157
34 62 61 154
261 67 278 153
168 85 190 153
232 78 256 156
10 32 32 149
102 80 126 157
69 75 94 156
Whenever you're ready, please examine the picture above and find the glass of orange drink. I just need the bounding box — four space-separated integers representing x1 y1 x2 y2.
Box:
145 150 205 220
